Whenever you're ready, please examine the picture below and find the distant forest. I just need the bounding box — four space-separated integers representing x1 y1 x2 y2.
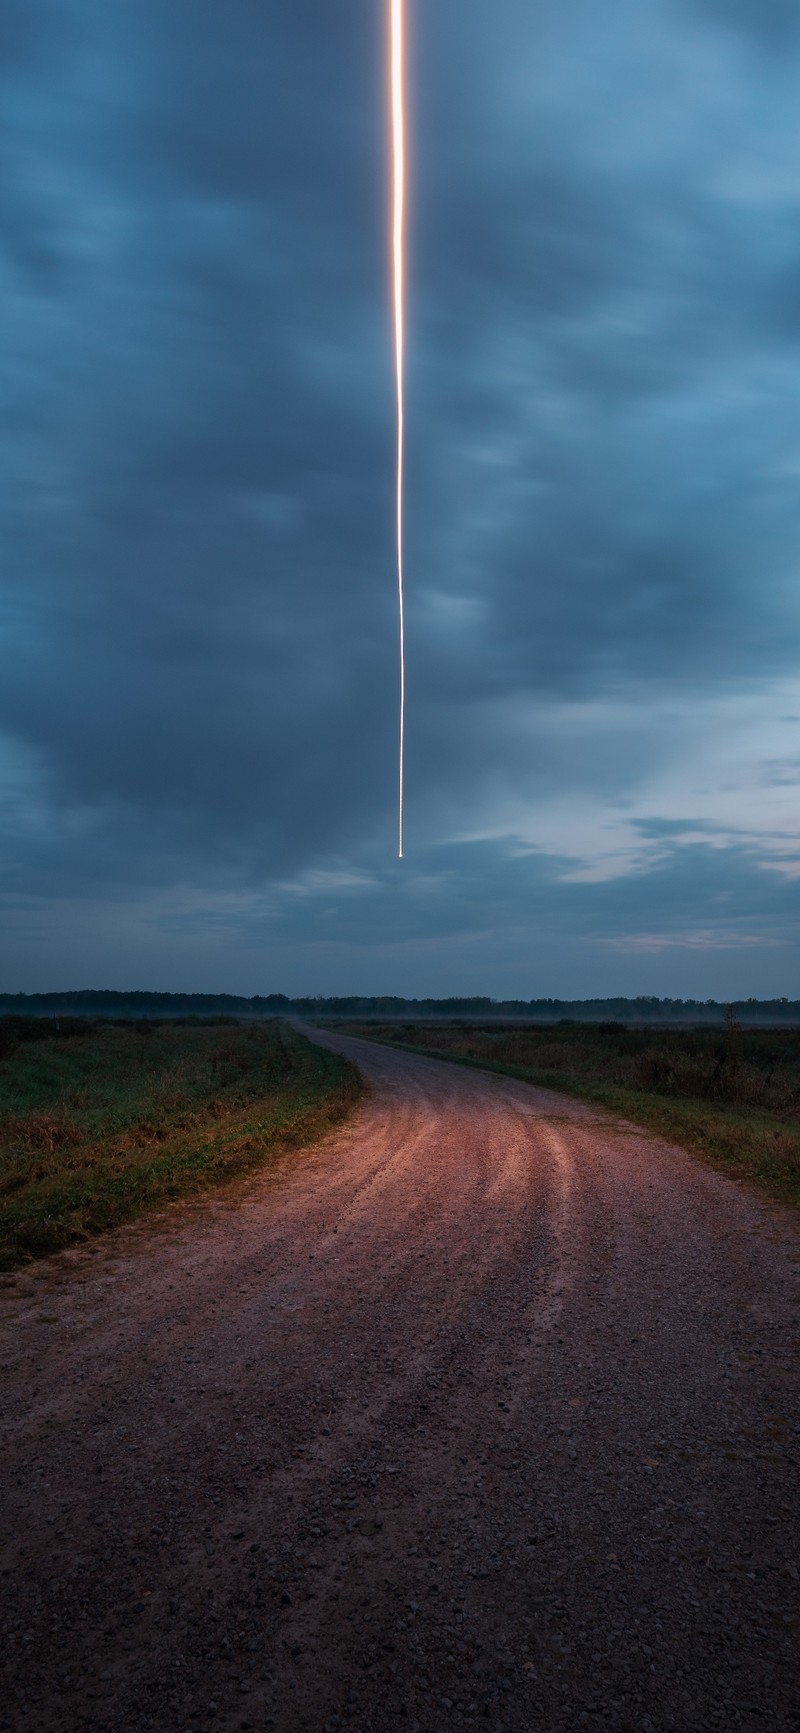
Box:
0 991 798 1025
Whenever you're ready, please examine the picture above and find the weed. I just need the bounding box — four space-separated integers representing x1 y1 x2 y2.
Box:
0 1020 361 1270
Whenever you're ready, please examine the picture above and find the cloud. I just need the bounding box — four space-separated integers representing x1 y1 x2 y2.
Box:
1 0 799 990
688 0 800 50
602 930 781 955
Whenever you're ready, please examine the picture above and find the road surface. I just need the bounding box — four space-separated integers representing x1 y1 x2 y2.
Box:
1 1028 799 1732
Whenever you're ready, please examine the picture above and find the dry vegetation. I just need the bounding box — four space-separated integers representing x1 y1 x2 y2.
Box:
0 1018 360 1270
344 1015 800 1209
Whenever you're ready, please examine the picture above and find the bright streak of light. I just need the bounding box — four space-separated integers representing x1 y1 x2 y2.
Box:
391 0 406 858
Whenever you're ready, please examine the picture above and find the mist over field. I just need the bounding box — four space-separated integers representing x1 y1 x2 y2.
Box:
2 990 800 1026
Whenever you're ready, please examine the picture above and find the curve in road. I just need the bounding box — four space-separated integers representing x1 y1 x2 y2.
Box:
1 1027 798 1732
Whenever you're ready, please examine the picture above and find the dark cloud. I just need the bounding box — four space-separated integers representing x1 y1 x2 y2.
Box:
0 1 66 69
689 0 800 48
1 0 798 991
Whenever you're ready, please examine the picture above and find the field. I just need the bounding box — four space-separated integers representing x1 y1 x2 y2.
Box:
342 1017 800 1209
0 1018 360 1271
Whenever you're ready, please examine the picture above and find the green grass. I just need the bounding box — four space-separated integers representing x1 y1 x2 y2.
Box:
0 1018 361 1271
340 1020 800 1211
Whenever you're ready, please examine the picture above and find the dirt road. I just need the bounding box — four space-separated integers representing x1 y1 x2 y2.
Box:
1 1029 799 1733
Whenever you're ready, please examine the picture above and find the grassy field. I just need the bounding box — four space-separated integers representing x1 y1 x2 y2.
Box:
0 1018 361 1271
341 1018 800 1210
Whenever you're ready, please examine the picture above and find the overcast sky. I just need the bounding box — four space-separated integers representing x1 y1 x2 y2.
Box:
2 0 800 997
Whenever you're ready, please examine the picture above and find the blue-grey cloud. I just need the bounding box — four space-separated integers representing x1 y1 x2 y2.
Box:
1 0 799 992
689 0 800 49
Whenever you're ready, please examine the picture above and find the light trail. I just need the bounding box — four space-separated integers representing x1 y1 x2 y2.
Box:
391 0 406 858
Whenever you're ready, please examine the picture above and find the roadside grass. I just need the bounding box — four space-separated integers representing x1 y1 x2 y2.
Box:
0 1019 361 1271
340 1020 800 1211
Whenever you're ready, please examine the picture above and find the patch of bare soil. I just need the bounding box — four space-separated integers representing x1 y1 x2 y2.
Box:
1 1028 799 1732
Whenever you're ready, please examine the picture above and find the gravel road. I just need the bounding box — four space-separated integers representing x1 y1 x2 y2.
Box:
1 1028 799 1733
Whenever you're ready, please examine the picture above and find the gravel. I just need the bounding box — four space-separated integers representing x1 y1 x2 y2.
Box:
0 1025 798 1732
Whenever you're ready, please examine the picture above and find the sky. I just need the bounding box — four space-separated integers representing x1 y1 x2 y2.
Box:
2 0 800 998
